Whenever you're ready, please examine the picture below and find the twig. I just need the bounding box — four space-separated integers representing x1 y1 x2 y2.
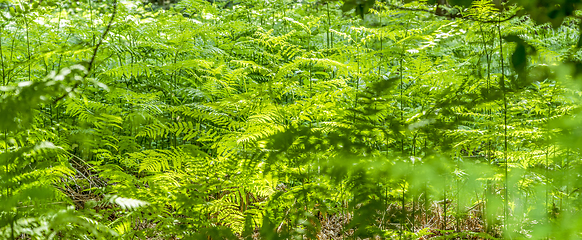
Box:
65 151 108 187
52 0 118 104
384 3 519 24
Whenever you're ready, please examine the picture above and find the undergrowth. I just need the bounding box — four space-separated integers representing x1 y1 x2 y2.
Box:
2 0 582 239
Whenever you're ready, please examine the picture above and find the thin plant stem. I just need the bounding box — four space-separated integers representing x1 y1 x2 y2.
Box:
496 11 509 234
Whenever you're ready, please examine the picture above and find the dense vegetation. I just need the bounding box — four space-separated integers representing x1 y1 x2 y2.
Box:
2 0 582 239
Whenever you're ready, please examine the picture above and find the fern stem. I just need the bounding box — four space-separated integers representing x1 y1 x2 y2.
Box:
53 10 63 72
412 133 417 231
443 177 447 231
309 61 313 97
401 182 406 237
479 20 495 235
424 137 428 226
354 32 361 123
496 11 509 233
400 21 409 154
456 154 460 232
90 0 95 46
478 24 492 163
10 211 15 240
399 54 404 153
8 30 15 84
326 2 331 50
379 14 383 75
565 147 570 212
545 110 550 215
0 25 4 86
545 84 558 219
25 16 30 82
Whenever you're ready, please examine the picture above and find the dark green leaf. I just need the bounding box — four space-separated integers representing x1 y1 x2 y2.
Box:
511 43 527 74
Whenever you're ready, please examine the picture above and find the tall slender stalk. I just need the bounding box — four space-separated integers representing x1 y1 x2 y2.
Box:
545 109 550 213
90 0 95 46
456 154 460 232
353 31 361 123
326 3 331 51
443 176 448 231
399 54 404 153
0 25 5 86
478 24 493 163
565 147 570 212
401 182 406 239
399 24 410 237
400 21 410 154
10 211 15 240
411 134 417 231
545 84 558 220
424 137 428 226
478 23 494 233
25 16 31 82
496 12 509 233
8 30 15 84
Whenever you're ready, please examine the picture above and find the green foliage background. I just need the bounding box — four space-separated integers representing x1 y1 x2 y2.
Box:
2 0 582 239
